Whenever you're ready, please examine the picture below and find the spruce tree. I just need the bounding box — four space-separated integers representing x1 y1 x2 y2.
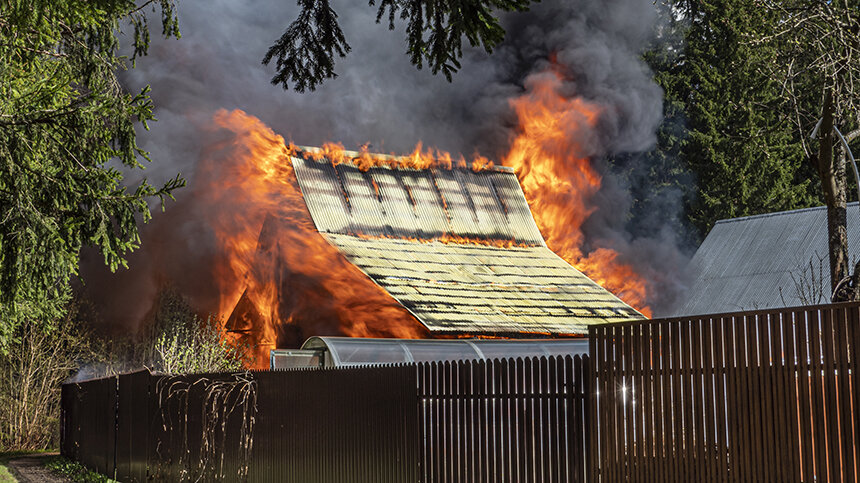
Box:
669 0 818 237
0 0 184 350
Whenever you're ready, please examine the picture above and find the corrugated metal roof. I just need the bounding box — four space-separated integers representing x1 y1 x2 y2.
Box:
292 155 642 334
292 157 546 244
672 202 860 316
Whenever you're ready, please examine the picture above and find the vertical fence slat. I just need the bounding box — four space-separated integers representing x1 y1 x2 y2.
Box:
810 308 828 481
782 311 802 481
849 306 860 482
723 315 739 483
690 318 705 482
712 316 728 482
493 360 502 483
736 314 755 483
587 334 598 483
545 357 557 483
640 322 654 483
759 313 776 483
835 307 855 483
498 358 508 483
700 318 716 481
658 321 673 483
621 324 633 483
772 312 789 483
798 309 816 482
602 326 613 483
682 319 696 482
669 320 682 483
576 355 587 483
823 307 841 481
648 323 662 483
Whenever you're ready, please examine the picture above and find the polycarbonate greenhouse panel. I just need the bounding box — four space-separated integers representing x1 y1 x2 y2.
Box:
301 336 591 367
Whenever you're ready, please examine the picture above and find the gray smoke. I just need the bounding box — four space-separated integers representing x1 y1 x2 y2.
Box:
80 0 690 331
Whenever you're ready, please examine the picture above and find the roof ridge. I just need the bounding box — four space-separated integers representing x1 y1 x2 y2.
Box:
714 201 860 225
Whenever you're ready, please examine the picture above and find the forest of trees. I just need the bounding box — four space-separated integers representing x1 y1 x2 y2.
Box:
632 0 859 296
1 0 859 451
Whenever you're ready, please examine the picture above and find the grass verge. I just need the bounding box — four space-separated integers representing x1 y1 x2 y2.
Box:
0 451 53 483
43 455 116 483
0 453 16 483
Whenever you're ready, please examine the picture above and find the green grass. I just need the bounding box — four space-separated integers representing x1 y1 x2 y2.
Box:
0 452 117 483
44 455 117 483
0 460 15 483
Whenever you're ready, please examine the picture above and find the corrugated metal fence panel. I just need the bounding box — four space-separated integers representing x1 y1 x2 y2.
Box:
590 301 860 482
146 372 257 482
417 356 591 483
63 358 594 483
115 370 149 482
60 383 76 460
63 376 117 478
249 365 419 483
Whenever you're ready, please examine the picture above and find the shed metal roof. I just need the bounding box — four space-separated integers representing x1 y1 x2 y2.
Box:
292 154 643 335
672 202 860 316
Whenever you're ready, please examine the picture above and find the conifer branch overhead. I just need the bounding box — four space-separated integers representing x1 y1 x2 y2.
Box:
0 0 184 350
263 0 535 91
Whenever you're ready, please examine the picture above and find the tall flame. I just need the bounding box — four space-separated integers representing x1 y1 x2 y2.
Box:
199 110 427 367
503 69 652 316
199 66 652 366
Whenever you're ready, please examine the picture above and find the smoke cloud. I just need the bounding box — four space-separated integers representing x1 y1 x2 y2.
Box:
80 0 689 334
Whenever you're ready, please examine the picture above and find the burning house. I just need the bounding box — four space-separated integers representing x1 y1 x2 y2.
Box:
222 143 644 365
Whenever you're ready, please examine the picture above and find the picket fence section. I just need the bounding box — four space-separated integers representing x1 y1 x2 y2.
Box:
590 301 860 482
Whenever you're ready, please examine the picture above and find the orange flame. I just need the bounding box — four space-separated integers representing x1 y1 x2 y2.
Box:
200 110 428 367
202 65 653 368
352 232 535 249
502 69 652 316
304 141 486 172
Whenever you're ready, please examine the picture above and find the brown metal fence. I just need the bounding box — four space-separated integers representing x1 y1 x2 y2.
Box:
589 301 860 482
418 356 591 483
61 375 117 475
61 355 591 482
63 365 420 482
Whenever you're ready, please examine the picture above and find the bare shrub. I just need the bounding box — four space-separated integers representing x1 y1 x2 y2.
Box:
780 252 828 306
0 306 98 450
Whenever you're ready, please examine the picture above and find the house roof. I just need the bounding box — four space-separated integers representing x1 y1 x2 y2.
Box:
292 153 643 335
672 202 860 317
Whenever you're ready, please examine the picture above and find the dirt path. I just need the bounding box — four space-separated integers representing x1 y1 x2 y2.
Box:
6 453 70 483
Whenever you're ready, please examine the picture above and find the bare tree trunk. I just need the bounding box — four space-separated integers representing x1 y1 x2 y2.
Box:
816 89 850 297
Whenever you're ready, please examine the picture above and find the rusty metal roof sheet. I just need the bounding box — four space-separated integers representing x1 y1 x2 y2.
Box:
292 155 643 334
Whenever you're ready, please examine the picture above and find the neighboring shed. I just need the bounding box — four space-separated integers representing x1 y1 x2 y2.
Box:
673 202 860 316
291 151 643 336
